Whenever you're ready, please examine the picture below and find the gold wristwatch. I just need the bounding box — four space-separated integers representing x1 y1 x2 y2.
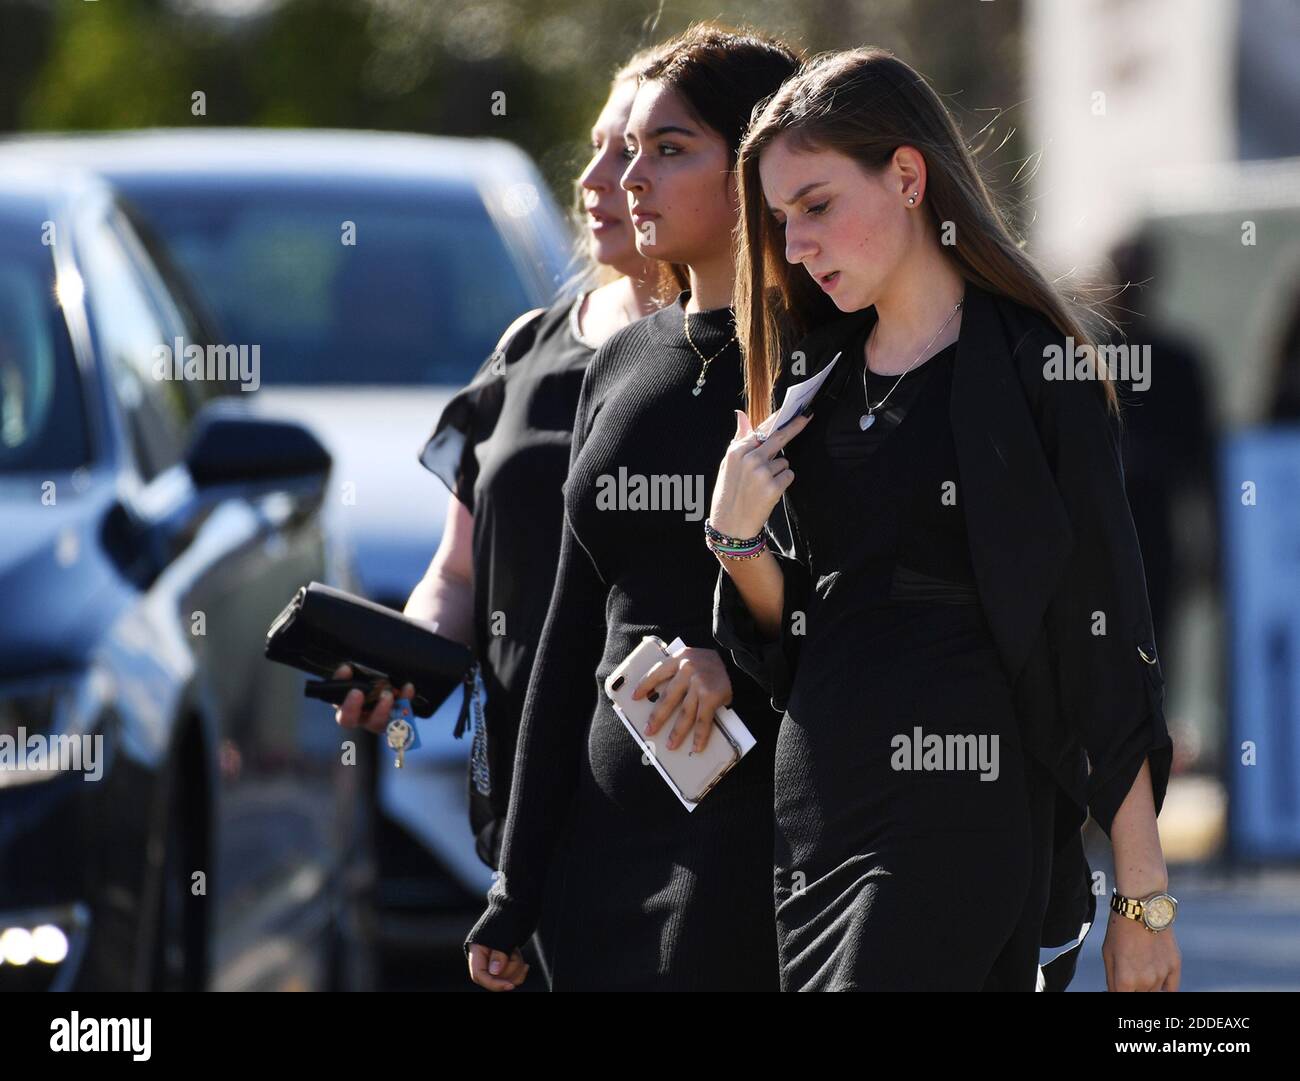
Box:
1110 888 1178 932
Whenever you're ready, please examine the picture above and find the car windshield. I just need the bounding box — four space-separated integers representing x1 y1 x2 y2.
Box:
118 180 540 387
0 234 91 473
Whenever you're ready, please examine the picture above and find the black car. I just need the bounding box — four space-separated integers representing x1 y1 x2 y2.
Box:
0 164 372 990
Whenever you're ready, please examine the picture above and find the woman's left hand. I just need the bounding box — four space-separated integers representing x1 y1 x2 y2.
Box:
1102 911 1181 991
633 647 733 754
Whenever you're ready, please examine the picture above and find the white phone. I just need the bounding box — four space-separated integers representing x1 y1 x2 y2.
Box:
604 636 740 804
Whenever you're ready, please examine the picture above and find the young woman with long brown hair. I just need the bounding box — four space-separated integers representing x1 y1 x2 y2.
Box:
462 22 803 991
709 47 1179 991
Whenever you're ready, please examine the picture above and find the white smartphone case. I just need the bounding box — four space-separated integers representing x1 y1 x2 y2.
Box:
604 635 756 811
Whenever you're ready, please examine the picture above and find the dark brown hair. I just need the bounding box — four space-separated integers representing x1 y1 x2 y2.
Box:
633 21 804 303
735 47 1117 425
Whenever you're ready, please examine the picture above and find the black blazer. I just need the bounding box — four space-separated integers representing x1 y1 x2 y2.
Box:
714 279 1174 978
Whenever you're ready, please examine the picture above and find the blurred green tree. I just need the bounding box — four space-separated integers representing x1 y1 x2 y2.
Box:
4 0 1030 227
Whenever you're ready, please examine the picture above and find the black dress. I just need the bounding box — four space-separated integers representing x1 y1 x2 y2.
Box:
464 291 782 990
716 316 1063 991
420 290 597 872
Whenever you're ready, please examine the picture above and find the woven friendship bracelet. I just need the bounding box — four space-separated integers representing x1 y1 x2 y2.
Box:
707 537 764 561
705 534 768 560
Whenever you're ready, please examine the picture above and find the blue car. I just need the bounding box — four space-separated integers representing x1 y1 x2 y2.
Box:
0 164 369 990
0 129 577 951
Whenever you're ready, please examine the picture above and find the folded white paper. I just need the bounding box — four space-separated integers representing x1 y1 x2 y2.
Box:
756 350 842 438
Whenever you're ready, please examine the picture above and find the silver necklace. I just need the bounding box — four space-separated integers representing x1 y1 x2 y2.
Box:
683 306 737 396
859 300 962 431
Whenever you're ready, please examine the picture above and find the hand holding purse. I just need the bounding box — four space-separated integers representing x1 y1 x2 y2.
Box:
264 581 473 724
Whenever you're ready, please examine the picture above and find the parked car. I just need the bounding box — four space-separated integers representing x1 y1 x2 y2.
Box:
0 129 577 952
0 163 370 990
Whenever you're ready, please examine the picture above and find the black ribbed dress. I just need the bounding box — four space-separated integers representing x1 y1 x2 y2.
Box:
716 315 1063 991
464 290 782 991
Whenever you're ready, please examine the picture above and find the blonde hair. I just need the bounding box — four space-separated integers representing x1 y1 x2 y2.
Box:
560 42 674 297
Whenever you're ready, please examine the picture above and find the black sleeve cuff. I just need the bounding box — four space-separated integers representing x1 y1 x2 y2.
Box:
1087 732 1174 839
712 549 809 713
463 883 538 957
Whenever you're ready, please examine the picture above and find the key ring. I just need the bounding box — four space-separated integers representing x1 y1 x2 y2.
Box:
385 695 420 768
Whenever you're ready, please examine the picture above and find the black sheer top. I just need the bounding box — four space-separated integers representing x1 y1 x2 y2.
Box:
419 290 597 866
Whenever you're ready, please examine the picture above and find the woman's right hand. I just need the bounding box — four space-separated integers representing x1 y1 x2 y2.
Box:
331 663 416 735
709 409 811 539
466 943 530 990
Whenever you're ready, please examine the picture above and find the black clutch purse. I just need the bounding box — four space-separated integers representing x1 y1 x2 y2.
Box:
265 581 474 724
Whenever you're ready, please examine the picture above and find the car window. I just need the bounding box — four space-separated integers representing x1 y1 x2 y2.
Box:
119 200 235 412
78 208 192 480
0 236 91 474
120 182 537 386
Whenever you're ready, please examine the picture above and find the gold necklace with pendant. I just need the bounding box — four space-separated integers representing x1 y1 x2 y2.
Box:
683 307 737 397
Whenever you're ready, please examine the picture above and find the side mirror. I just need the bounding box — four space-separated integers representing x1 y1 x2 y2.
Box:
185 403 331 487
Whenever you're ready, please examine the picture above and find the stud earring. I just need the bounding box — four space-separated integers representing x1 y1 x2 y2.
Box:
907 193 917 205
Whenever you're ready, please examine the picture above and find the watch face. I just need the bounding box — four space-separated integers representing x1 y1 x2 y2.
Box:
1144 895 1175 930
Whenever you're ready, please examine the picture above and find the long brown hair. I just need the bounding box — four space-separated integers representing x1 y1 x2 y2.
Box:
735 47 1118 425
632 21 804 304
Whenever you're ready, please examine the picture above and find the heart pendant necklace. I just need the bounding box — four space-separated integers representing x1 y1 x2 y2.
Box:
860 299 962 430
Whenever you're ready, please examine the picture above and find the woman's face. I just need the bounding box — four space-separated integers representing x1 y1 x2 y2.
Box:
759 134 917 312
577 77 641 271
620 80 738 268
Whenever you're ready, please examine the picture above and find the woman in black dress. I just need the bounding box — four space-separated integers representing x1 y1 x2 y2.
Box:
709 48 1180 991
462 23 803 991
331 45 666 986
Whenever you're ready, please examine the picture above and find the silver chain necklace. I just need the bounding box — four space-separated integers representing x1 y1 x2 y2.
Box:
859 300 962 431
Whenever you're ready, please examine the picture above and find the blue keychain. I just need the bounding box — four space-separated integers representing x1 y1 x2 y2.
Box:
384 695 421 768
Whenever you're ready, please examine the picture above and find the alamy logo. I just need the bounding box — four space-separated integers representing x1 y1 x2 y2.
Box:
1042 336 1151 391
152 337 260 391
890 726 1000 781
50 1013 151 1061
594 468 705 521
0 729 102 782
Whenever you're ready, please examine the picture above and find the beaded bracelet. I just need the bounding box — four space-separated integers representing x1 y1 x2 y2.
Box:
706 534 767 559
704 519 768 560
704 519 763 546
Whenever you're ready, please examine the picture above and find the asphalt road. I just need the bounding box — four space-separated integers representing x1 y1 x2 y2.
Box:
1068 863 1300 992
385 863 1300 992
